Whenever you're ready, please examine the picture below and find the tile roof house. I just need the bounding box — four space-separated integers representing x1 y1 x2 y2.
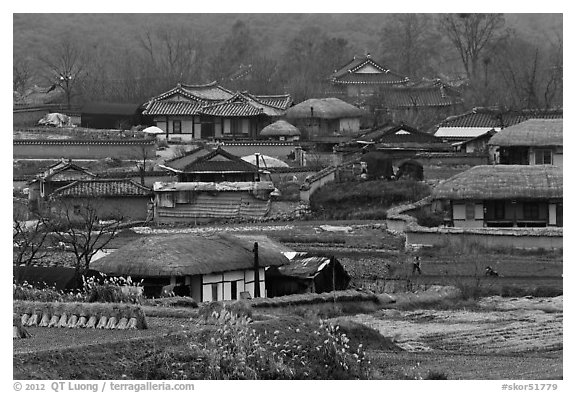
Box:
142 82 292 141
431 165 562 228
28 159 98 212
434 107 563 142
155 148 275 224
50 179 153 222
91 233 291 300
488 119 563 167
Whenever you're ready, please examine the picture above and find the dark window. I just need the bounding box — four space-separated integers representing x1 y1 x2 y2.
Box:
230 281 237 300
73 205 81 215
535 149 552 165
211 283 218 301
465 203 475 220
230 118 241 135
494 200 505 219
523 202 540 220
173 120 182 134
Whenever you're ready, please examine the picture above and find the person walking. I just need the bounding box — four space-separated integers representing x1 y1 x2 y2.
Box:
412 256 422 275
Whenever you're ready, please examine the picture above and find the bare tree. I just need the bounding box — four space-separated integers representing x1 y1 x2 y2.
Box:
438 14 506 83
48 199 122 284
13 217 50 267
41 39 86 109
493 32 563 109
13 56 33 96
380 14 441 78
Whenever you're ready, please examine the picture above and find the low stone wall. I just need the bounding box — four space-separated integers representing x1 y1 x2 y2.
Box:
13 139 156 159
386 197 563 250
406 227 563 250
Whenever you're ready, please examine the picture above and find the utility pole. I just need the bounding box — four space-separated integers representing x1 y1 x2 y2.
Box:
253 242 260 298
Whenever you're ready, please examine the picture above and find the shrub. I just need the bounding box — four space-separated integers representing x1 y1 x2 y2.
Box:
131 311 373 379
426 370 449 380
412 210 445 227
309 180 431 220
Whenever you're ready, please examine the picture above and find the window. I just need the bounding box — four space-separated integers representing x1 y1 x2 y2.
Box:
230 281 238 300
523 202 540 220
211 283 219 301
172 120 182 134
230 119 241 135
465 203 475 220
494 200 505 220
535 149 552 165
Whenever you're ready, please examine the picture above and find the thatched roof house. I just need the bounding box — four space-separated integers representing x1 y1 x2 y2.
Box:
431 165 562 228
287 98 365 120
259 120 301 140
91 233 291 301
488 119 562 147
488 119 563 166
432 165 562 201
286 98 365 140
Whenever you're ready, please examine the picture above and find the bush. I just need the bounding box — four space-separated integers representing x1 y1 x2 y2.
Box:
412 210 445 227
310 180 430 220
133 311 373 379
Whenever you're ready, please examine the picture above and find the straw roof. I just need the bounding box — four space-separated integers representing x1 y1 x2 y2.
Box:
91 233 291 277
432 165 563 201
286 98 365 119
260 120 301 137
488 119 563 147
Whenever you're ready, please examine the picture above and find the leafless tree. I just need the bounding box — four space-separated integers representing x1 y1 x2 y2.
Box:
41 39 86 108
380 14 441 78
13 56 33 96
438 14 506 83
13 217 50 267
493 31 563 109
48 199 122 284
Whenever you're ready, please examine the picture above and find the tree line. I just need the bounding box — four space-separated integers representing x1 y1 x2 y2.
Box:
13 14 562 111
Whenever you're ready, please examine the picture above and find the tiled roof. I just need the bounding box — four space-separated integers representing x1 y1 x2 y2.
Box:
381 85 462 108
52 179 153 198
180 82 235 101
144 84 291 117
249 94 293 110
201 101 264 117
176 147 259 173
331 55 409 85
360 124 439 143
438 108 563 129
143 100 203 116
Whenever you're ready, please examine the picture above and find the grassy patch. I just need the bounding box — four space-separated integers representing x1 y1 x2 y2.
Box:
310 180 430 220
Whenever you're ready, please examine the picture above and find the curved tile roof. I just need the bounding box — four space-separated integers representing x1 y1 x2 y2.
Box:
52 179 152 198
143 100 203 116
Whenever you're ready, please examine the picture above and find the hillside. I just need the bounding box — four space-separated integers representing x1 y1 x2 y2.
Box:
14 13 562 72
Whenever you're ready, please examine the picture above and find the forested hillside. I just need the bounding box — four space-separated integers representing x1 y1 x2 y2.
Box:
13 13 562 111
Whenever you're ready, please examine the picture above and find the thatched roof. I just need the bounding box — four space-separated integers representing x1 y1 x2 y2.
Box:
286 98 365 119
432 165 563 200
488 119 562 147
260 120 301 137
91 233 291 277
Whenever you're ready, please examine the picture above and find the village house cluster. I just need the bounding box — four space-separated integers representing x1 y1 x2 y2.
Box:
13 53 563 302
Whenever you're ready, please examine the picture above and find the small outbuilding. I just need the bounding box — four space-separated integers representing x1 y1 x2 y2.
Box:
266 253 350 297
91 233 291 300
259 120 301 141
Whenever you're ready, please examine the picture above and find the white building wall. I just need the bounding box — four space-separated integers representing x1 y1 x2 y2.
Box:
200 268 266 302
338 118 360 134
